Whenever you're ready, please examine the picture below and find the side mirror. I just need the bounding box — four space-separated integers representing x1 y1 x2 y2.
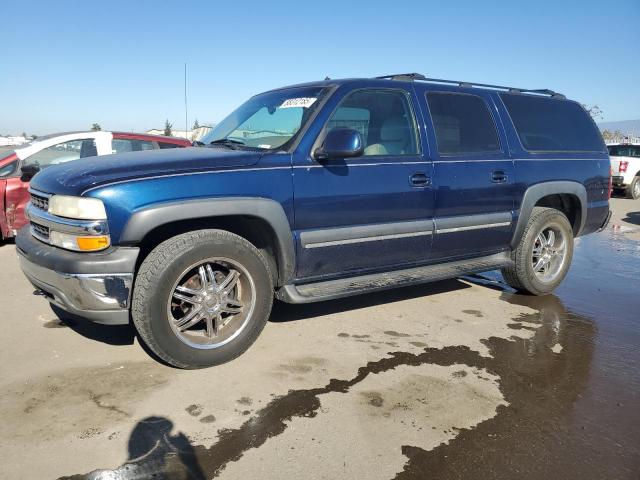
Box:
20 164 40 182
314 127 364 161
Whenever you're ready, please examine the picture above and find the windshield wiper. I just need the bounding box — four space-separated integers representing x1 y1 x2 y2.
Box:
209 138 245 150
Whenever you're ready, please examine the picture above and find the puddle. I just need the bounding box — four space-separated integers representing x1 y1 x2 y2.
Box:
404 229 640 480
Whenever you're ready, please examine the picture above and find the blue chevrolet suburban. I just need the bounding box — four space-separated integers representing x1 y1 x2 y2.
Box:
16 73 611 368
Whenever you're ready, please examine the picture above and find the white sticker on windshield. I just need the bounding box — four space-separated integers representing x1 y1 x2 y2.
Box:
280 97 317 109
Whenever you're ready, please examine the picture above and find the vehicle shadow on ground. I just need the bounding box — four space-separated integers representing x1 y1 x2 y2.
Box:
60 416 207 480
50 304 135 345
47 279 471 346
621 211 640 226
270 278 470 323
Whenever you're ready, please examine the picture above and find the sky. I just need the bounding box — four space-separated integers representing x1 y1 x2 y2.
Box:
1 0 639 135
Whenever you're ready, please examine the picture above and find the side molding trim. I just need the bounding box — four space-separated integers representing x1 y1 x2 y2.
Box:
434 212 512 234
300 220 434 249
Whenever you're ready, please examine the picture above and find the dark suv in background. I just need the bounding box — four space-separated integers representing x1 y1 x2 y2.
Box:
16 73 610 368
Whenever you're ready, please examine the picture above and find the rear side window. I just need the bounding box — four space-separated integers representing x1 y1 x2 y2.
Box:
501 94 605 152
158 142 183 149
608 145 640 157
112 139 157 153
426 92 501 155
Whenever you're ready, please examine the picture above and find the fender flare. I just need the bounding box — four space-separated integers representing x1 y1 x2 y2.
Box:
120 197 295 284
511 181 587 248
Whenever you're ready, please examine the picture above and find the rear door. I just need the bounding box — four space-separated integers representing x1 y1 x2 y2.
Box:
292 86 435 280
419 89 515 260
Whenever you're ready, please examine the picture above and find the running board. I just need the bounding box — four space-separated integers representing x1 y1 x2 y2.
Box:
276 252 512 304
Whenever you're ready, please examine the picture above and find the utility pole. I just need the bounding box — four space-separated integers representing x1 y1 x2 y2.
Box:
184 63 188 140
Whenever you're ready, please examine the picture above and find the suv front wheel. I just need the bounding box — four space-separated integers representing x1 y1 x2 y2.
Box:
501 207 574 295
132 229 274 369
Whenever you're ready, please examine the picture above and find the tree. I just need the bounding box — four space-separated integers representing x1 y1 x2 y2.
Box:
583 104 603 120
192 119 200 130
21 132 27 138
164 119 173 136
91 123 101 131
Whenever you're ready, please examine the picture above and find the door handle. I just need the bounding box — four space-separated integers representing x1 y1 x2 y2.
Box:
410 173 431 187
491 170 507 183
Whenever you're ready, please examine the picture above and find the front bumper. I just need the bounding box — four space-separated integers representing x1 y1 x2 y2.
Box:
16 227 139 325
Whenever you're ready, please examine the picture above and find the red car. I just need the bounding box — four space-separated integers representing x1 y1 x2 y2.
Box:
0 131 191 240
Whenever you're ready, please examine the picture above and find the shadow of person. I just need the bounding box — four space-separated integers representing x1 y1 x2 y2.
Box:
125 416 206 479
62 416 207 479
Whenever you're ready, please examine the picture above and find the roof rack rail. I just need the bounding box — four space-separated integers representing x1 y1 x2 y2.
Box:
375 73 427 82
374 73 565 99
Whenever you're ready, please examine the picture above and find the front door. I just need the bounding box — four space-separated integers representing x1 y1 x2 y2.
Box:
292 87 435 281
419 89 515 260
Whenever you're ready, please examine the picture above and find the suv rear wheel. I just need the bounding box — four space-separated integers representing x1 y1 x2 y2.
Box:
132 229 273 369
501 207 574 295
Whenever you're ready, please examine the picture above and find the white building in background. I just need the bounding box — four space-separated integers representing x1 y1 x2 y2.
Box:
146 126 213 142
0 135 28 147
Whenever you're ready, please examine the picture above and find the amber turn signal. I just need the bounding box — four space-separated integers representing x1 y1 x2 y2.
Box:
76 236 110 251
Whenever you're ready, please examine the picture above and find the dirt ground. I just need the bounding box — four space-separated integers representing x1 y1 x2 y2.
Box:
0 197 638 480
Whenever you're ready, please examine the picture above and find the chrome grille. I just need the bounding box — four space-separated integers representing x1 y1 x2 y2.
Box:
30 221 50 240
30 193 49 211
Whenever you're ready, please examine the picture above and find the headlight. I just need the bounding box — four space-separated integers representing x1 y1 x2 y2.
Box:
48 195 107 220
49 231 111 252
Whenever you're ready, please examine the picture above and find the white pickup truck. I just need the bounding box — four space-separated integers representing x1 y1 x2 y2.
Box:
609 143 640 199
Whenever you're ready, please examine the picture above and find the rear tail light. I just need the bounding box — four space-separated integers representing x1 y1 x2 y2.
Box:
619 161 628 173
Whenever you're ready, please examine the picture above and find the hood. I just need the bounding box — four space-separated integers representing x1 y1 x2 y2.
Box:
30 147 262 195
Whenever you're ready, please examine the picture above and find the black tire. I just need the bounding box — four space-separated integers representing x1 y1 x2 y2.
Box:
132 229 273 369
501 207 574 295
625 176 640 199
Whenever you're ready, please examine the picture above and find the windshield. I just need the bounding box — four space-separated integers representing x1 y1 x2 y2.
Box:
201 86 329 150
608 145 640 157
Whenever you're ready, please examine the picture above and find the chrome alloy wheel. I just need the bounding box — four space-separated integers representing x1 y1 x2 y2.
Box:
633 179 640 198
531 227 567 283
167 258 256 349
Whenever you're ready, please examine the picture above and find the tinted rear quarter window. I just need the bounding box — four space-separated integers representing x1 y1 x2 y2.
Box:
608 145 640 157
501 94 605 152
158 142 183 149
426 92 501 155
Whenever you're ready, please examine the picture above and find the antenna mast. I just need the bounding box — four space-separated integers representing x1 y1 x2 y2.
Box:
184 63 188 140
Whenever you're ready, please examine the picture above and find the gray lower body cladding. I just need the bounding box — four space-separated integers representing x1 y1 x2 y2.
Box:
15 227 138 325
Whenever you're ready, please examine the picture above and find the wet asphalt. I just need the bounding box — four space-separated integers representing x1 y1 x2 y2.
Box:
0 197 638 479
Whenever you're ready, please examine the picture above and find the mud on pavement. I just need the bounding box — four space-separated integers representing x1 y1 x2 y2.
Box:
0 199 639 480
